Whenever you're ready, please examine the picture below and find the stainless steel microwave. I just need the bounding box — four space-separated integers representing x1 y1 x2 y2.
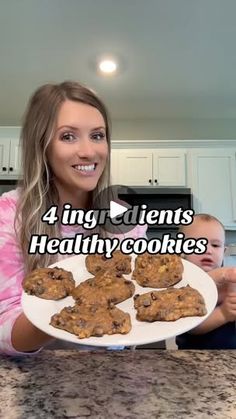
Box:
0 178 18 196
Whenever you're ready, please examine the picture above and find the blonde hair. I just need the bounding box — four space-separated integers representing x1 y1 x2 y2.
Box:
15 81 111 273
179 213 225 238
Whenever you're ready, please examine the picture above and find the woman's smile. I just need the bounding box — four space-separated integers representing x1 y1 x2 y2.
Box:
71 163 97 175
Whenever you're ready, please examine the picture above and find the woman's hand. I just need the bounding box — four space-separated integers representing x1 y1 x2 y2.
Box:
12 312 54 352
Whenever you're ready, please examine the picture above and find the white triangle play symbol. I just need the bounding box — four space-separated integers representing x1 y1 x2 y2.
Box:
110 201 128 219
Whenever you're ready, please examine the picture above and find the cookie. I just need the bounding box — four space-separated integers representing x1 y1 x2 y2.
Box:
133 286 207 322
72 270 135 306
50 303 132 338
132 253 183 288
85 250 132 275
22 267 75 300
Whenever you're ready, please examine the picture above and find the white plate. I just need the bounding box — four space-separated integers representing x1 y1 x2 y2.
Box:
21 255 218 347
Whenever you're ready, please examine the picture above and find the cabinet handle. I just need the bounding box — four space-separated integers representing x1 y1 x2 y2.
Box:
2 167 7 171
9 167 13 172
148 179 152 184
154 179 158 184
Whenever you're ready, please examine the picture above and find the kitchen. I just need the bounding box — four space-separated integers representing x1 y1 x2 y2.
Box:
0 1 236 418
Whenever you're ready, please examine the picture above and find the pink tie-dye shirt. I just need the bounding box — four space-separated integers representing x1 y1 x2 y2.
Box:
0 189 147 356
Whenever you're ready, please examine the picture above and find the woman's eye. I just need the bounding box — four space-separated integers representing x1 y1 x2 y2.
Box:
91 132 106 141
61 132 76 142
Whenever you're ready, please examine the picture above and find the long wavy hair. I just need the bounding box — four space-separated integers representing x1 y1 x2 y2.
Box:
15 81 111 273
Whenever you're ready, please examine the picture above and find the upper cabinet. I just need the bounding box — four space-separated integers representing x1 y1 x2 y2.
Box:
111 142 236 229
111 149 187 187
152 149 187 186
0 138 21 177
190 149 236 229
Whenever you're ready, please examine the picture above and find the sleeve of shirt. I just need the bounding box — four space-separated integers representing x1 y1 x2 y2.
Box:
0 191 41 356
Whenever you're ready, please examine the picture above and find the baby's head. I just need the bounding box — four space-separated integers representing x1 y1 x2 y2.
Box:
180 213 225 272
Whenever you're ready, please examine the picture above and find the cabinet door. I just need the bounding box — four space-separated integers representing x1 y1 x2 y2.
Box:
110 149 120 185
117 150 153 186
191 149 236 229
152 149 187 186
9 138 21 176
0 139 10 176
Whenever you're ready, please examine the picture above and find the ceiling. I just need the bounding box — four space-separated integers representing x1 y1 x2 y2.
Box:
1 0 236 125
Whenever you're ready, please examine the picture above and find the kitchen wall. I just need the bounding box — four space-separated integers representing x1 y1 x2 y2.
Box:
2 118 236 141
112 118 236 141
0 126 20 138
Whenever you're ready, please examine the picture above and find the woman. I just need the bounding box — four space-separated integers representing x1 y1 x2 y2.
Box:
0 81 147 355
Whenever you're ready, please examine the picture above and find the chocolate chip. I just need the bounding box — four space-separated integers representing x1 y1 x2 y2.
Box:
93 327 103 336
90 306 97 314
143 299 151 307
142 278 149 285
151 292 157 300
77 319 87 328
35 286 45 295
65 306 74 312
36 280 43 285
112 321 121 328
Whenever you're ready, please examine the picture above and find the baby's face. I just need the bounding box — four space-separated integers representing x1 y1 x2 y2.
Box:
183 219 225 272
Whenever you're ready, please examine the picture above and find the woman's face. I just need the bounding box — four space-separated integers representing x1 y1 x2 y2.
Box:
47 100 109 205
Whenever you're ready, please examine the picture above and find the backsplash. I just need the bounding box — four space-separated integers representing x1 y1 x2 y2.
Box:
225 231 236 246
224 238 236 266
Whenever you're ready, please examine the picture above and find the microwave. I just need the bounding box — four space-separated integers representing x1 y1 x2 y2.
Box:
0 178 18 196
118 186 193 239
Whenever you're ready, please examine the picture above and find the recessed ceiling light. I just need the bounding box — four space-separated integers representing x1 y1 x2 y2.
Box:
98 59 117 75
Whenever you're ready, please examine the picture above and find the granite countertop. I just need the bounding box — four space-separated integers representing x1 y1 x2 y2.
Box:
0 349 235 419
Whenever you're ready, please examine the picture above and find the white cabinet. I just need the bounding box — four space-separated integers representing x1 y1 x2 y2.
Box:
0 138 21 177
115 150 152 186
152 150 186 186
112 149 187 186
190 149 236 229
110 149 120 185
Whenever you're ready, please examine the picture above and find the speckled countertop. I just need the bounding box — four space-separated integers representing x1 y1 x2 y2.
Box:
0 349 235 419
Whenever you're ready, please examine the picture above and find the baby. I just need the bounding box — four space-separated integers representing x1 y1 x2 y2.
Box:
176 213 236 349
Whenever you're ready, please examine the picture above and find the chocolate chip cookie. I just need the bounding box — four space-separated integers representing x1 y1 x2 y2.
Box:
132 253 183 288
50 303 132 338
22 267 75 300
72 270 135 306
133 286 207 322
85 250 132 275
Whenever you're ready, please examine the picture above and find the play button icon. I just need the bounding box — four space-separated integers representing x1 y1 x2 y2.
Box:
93 184 139 234
110 200 128 219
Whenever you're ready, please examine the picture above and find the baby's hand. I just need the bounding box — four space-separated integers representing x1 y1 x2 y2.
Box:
209 267 236 303
220 292 236 322
223 267 236 283
210 267 236 285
